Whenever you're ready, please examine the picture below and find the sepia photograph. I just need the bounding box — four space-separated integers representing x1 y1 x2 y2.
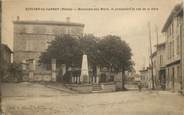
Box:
0 0 184 114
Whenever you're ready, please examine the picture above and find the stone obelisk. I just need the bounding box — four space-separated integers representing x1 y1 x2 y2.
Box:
80 54 89 83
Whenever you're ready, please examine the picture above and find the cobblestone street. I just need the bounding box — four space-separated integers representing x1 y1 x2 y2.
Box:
1 82 184 115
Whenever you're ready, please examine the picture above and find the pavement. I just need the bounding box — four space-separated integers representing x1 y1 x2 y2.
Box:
1 82 184 115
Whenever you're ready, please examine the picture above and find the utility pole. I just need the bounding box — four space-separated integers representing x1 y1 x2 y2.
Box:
148 22 155 90
0 0 2 113
155 25 159 49
155 25 159 88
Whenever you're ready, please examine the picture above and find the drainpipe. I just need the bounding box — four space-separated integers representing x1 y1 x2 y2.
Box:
181 1 184 93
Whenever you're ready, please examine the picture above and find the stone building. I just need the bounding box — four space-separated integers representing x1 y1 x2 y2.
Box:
13 17 84 67
140 42 166 90
150 43 166 89
139 67 152 89
162 3 183 92
155 43 166 89
13 17 84 81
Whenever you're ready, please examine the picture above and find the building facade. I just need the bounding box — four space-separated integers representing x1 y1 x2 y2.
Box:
140 42 166 90
152 43 166 89
139 67 152 89
162 3 183 92
13 18 84 81
156 43 167 89
13 18 84 67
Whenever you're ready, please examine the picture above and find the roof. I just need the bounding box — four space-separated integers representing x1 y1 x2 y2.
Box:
13 20 85 27
162 3 183 32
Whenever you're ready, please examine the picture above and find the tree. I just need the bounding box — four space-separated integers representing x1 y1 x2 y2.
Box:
40 34 82 82
39 34 133 86
39 34 101 82
7 63 23 82
40 34 81 68
1 63 23 82
98 35 133 90
40 34 100 72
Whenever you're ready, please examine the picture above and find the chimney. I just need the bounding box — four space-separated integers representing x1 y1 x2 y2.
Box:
17 16 20 21
66 17 70 23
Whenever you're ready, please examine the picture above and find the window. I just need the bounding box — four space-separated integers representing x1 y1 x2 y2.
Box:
176 36 180 55
26 39 45 51
160 55 163 66
177 66 181 82
33 26 46 34
66 27 72 34
176 17 181 27
170 41 174 59
18 26 26 34
169 42 172 59
171 23 174 37
154 60 156 69
26 40 33 51
172 41 174 58
25 25 33 33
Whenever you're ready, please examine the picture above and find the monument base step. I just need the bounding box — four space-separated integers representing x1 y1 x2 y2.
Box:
91 90 104 93
92 84 102 91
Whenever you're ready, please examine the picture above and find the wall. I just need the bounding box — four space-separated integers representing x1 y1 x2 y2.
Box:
166 64 181 91
65 84 93 93
13 21 84 63
165 16 181 65
101 82 116 92
162 9 183 92
22 70 52 82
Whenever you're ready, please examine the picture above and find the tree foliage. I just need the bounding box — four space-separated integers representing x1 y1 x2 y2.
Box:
2 63 23 82
79 34 100 66
98 35 133 72
40 34 81 67
97 35 134 90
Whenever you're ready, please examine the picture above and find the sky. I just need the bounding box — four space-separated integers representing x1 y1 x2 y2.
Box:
1 0 182 72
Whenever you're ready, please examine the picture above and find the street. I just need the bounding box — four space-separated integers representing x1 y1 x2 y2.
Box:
1 82 184 115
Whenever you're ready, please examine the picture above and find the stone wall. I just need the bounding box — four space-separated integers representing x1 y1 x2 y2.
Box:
101 82 116 92
22 70 52 82
65 84 93 93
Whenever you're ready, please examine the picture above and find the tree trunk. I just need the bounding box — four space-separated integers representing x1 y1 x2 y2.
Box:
121 67 126 90
92 65 97 82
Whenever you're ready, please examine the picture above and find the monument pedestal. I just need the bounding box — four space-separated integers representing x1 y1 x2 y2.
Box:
80 54 90 84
